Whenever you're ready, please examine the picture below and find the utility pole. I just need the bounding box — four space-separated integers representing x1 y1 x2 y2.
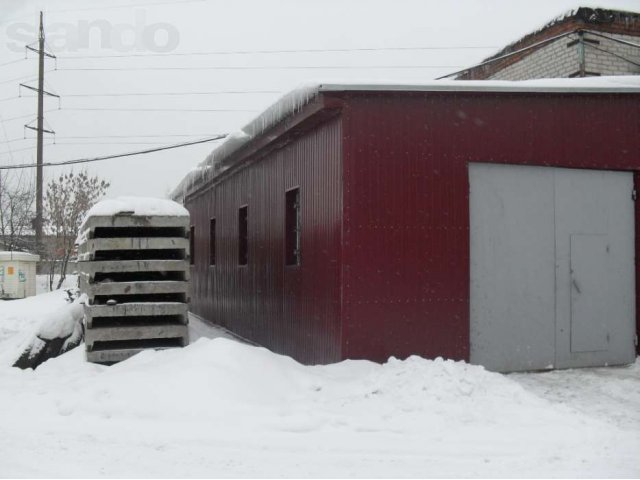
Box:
35 11 45 253
22 12 57 258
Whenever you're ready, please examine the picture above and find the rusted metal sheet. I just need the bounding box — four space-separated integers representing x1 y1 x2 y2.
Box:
186 117 342 364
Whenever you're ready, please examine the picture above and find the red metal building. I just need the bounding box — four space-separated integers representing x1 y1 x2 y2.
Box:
175 79 640 370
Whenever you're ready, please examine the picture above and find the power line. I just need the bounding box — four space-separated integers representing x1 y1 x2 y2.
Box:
58 44 499 60
0 135 227 170
62 64 463 72
584 30 640 49
56 107 258 113
0 58 27 69
2 141 191 150
437 30 578 79
61 90 280 97
54 141 184 146
2 137 38 144
0 142 55 156
4 133 223 143
4 107 252 121
0 74 40 86
3 110 58 122
41 0 205 14
0 0 204 25
583 42 640 68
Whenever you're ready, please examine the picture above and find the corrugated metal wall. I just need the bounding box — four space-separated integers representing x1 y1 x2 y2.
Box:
186 116 343 364
186 89 639 366
340 91 640 363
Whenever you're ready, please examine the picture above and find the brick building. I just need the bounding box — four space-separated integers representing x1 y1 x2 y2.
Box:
454 7 640 80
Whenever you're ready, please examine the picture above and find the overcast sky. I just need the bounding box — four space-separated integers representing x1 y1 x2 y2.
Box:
0 0 638 199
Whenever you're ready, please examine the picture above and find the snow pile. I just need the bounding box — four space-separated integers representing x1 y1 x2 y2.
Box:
36 296 84 341
8 293 85 370
0 289 75 366
0 328 638 476
1 291 638 476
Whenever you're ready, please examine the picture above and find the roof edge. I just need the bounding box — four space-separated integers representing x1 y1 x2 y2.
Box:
172 76 640 201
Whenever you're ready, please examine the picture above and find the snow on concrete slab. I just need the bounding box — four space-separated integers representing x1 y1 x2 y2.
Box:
84 196 189 218
0 292 638 477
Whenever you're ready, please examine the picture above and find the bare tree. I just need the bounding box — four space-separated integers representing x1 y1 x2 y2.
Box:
0 170 36 252
44 170 110 290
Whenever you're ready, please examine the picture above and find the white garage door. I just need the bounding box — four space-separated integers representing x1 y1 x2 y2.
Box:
469 163 635 372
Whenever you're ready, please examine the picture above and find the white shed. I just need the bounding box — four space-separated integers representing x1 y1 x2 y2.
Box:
0 251 40 299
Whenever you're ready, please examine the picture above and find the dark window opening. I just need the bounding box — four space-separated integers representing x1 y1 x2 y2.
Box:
209 218 216 266
189 225 195 265
238 206 248 266
93 226 186 238
285 187 301 266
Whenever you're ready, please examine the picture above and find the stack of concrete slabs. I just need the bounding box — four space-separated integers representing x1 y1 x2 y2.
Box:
77 207 190 364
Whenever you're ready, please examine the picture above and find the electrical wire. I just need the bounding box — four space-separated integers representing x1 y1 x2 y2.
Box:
62 64 463 72
61 90 280 97
3 133 224 143
583 42 640 68
56 107 258 113
58 44 499 60
0 58 27 69
2 137 35 144
40 133 222 139
53 141 183 146
0 73 39 86
0 0 204 25
583 30 640 49
0 135 227 170
0 142 55 156
3 110 58 122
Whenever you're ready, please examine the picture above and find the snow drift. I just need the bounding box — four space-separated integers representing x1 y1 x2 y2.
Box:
0 335 638 477
0 288 638 477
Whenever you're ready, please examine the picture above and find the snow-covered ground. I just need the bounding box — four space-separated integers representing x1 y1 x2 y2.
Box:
0 290 638 477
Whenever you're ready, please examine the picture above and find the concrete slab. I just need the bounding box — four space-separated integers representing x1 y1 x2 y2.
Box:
85 324 188 348
77 259 189 275
80 279 189 297
86 346 181 364
77 237 189 260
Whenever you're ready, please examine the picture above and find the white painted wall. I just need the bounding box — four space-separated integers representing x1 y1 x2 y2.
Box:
0 254 39 299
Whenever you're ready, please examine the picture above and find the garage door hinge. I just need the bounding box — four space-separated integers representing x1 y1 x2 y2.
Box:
633 189 637 201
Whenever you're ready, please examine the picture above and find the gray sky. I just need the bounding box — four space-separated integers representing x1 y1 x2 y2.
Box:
1 0 638 198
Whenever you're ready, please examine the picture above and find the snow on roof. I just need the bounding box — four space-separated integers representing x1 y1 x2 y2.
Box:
478 6 640 66
171 76 640 200
84 196 189 218
0 251 40 262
